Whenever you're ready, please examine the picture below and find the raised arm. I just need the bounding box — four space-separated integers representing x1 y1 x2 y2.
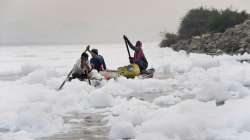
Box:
86 45 91 53
123 35 136 50
102 58 107 70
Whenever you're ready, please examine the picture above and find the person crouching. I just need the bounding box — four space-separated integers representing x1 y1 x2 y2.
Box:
69 52 92 81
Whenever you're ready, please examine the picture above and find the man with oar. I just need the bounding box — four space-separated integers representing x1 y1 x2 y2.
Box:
58 46 92 90
69 52 92 81
123 35 148 72
120 35 154 79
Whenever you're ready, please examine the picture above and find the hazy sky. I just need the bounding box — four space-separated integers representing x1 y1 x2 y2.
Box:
0 0 250 45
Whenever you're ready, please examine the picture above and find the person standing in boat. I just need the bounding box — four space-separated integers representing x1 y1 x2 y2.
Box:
123 35 148 72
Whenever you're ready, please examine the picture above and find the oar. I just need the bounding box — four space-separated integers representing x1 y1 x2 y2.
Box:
124 36 132 63
58 69 73 91
58 46 89 91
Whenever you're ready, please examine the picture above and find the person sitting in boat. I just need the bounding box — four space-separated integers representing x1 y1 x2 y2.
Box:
69 52 92 81
123 35 148 72
86 46 107 72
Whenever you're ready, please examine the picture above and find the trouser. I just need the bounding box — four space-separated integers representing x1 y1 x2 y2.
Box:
71 73 88 81
135 60 148 71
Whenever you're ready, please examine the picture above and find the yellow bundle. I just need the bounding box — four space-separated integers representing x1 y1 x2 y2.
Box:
118 64 140 78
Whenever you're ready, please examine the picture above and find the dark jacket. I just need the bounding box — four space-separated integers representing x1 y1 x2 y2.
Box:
90 55 106 72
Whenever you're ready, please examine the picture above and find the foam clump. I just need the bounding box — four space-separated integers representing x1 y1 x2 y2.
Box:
109 121 136 140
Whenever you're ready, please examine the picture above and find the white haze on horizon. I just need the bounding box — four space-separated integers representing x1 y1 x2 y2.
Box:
0 0 250 45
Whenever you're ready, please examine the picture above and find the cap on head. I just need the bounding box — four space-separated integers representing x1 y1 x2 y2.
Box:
91 49 98 55
81 52 88 60
136 41 142 47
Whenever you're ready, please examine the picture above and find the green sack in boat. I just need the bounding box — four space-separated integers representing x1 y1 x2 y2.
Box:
118 64 140 78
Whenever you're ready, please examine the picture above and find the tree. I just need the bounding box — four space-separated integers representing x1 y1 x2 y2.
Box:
178 7 249 39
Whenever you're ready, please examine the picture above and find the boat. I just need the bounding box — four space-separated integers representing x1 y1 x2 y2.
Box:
99 64 155 80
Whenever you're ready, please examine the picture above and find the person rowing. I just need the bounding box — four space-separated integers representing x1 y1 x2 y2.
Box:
68 52 92 81
123 35 148 72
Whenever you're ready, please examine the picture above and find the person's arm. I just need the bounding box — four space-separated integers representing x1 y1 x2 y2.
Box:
124 35 136 50
103 61 106 70
72 59 81 73
102 57 107 70
69 60 80 81
86 45 91 53
81 61 92 73
85 63 92 73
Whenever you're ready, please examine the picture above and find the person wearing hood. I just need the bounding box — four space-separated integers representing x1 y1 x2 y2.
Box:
123 35 148 72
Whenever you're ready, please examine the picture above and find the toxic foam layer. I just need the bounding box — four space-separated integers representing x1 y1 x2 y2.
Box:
0 44 250 140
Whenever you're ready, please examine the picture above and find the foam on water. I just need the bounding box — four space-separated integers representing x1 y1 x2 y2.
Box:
0 44 250 140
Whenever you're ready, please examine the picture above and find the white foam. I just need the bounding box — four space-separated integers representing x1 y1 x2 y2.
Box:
153 95 181 107
0 44 250 140
109 121 136 140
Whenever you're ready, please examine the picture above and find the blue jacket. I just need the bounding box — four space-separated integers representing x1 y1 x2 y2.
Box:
90 55 106 71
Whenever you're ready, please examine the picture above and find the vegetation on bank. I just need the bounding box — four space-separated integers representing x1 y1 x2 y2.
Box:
160 7 249 48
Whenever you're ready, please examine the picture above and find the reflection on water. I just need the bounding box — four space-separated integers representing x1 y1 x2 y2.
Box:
38 88 176 140
0 74 23 81
39 112 109 140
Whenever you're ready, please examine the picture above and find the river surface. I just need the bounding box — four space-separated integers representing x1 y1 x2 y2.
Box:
38 90 171 140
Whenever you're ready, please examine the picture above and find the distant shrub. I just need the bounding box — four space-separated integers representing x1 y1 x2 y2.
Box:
208 10 249 33
178 7 249 39
160 33 179 47
160 7 249 48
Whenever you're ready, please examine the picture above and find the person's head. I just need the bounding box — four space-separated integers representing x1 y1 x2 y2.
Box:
135 41 142 47
90 49 98 58
81 52 89 63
